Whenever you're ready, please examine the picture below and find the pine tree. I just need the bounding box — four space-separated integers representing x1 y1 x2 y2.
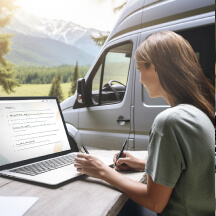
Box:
0 0 19 93
49 77 57 97
90 33 108 47
55 73 64 102
68 61 79 96
49 72 64 102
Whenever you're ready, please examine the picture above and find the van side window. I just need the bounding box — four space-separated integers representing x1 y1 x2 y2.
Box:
91 43 132 105
177 24 214 84
142 24 214 107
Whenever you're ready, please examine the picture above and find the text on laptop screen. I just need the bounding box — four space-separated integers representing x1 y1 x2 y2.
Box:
0 99 71 166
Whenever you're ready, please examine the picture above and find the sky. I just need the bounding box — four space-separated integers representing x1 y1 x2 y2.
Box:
15 0 123 31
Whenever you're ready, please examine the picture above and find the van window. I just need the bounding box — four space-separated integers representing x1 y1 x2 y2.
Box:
178 24 214 84
142 24 214 106
91 43 132 105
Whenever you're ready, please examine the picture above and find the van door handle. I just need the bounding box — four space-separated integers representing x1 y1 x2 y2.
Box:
117 119 130 123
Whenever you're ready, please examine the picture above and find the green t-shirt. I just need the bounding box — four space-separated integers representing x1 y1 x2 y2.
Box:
145 104 215 216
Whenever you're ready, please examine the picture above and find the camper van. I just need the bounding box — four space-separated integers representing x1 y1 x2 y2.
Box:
60 0 215 151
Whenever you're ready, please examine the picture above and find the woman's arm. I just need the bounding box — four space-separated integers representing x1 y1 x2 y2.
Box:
74 154 173 213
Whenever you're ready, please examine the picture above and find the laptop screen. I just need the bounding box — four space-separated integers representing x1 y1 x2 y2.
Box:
0 98 71 166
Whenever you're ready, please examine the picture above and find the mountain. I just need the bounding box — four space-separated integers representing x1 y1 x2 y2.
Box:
7 34 95 66
3 10 108 66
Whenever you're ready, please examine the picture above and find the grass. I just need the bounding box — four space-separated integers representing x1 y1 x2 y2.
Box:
0 83 72 101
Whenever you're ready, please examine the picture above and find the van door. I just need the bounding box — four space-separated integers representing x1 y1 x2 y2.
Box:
78 35 137 150
134 15 214 150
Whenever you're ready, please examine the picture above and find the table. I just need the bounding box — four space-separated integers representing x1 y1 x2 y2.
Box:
0 150 148 216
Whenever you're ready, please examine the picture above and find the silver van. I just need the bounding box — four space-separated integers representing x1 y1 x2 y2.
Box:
61 0 215 151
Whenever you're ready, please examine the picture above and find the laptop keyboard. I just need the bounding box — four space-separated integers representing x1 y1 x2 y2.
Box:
10 154 76 176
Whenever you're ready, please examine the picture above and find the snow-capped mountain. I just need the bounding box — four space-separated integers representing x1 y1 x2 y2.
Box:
3 10 108 66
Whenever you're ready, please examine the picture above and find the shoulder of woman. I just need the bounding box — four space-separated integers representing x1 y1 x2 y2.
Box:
154 106 178 124
154 104 213 131
152 105 190 132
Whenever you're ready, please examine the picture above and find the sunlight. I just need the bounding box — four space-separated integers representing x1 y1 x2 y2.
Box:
15 0 120 31
16 0 62 18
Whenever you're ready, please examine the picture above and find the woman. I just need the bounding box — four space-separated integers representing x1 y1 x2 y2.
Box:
74 31 215 215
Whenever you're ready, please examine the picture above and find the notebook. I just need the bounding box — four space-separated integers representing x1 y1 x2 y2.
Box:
0 97 108 186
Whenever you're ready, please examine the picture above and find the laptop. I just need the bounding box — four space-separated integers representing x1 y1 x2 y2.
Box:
0 97 111 186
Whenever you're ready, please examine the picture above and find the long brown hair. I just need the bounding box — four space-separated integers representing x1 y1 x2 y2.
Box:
135 30 215 124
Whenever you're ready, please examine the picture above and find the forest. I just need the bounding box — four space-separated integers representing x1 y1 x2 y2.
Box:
15 65 90 84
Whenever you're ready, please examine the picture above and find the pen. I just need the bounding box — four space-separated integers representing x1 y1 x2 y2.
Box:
116 139 128 164
82 144 89 154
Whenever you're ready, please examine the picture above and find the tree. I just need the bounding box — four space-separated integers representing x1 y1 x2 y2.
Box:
113 1 127 13
49 72 64 102
68 61 79 96
91 33 109 47
0 0 19 93
96 0 128 13
91 0 128 47
0 0 17 27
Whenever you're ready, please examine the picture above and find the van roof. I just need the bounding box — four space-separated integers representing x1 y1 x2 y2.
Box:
106 0 215 42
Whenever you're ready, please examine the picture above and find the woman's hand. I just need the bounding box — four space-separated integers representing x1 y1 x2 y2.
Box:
74 153 109 179
113 151 146 171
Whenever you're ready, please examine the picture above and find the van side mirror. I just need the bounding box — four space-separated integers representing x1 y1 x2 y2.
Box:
77 78 86 104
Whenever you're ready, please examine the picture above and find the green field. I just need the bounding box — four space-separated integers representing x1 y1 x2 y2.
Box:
0 83 72 101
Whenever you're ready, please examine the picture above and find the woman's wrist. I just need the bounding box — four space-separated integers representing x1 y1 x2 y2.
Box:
99 157 146 181
136 158 146 171
100 165 115 181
